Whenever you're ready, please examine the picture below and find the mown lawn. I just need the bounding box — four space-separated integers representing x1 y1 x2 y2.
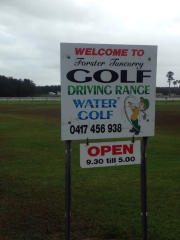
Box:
0 102 179 240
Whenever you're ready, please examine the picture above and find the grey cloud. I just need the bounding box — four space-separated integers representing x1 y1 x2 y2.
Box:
0 0 103 24
0 0 180 86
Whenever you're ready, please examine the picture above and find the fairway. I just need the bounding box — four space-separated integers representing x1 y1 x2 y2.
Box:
0 102 180 240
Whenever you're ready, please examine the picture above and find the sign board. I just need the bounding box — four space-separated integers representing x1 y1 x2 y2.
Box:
60 43 157 140
80 140 140 168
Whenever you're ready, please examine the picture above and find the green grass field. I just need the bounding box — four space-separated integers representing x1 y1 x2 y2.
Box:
0 102 180 240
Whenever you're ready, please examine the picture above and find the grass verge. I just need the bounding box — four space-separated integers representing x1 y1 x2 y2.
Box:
0 102 180 240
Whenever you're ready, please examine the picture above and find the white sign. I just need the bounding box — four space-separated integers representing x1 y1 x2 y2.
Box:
60 43 157 140
80 141 141 168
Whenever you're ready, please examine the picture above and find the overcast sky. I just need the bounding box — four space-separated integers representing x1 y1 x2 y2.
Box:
0 0 180 87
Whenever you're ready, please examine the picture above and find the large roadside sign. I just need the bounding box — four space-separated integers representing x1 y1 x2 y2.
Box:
60 43 157 140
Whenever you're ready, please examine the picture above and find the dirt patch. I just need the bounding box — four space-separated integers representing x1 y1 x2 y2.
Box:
1 105 179 134
0 105 61 120
0 135 10 143
155 109 180 135
84 238 120 240
15 108 61 120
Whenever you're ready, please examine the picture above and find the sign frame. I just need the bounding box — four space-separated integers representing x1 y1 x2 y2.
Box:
60 43 157 141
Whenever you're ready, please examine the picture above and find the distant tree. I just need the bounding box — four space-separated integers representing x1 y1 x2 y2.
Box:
173 80 177 96
176 80 178 96
34 85 61 96
166 71 174 97
178 80 180 97
23 79 36 96
0 75 36 97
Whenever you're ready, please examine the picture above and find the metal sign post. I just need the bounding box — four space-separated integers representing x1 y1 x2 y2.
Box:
141 137 148 240
60 43 157 240
65 140 71 240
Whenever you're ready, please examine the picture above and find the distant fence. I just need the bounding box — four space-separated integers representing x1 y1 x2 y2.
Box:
156 98 180 101
0 97 61 104
0 97 180 104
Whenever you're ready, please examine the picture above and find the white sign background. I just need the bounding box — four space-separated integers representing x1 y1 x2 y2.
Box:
61 43 157 140
80 141 141 168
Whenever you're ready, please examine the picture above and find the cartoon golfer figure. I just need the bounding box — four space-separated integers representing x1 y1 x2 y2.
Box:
128 97 149 135
138 97 150 112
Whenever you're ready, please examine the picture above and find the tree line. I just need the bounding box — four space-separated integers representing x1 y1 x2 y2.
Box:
0 75 36 97
156 87 180 96
35 85 61 96
0 75 61 97
0 74 180 97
